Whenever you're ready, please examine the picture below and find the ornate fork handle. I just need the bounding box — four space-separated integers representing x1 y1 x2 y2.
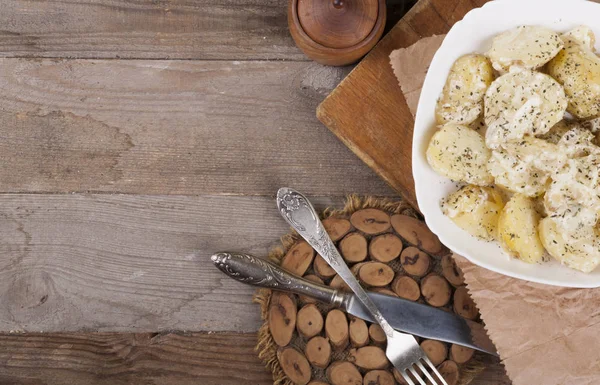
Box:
277 188 395 338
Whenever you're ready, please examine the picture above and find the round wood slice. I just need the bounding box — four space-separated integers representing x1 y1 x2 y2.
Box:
391 215 446 256
299 275 324 304
369 233 403 262
450 344 475 364
297 304 324 338
400 246 431 277
437 360 459 385
330 274 350 292
305 336 331 368
453 286 478 320
350 262 368 276
348 346 388 370
442 255 465 287
350 209 391 234
371 287 398 297
420 339 448 366
363 370 395 385
358 262 394 287
349 317 369 347
282 241 315 276
327 361 363 385
326 309 349 350
392 368 406 385
340 232 368 263
269 292 297 347
421 274 451 307
368 324 386 345
323 217 352 241
278 346 312 385
391 275 420 301
314 255 336 279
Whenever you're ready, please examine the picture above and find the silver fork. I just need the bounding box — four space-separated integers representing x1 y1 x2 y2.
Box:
276 188 448 385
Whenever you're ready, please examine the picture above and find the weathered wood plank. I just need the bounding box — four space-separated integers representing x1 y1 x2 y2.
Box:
0 194 344 332
0 332 509 385
0 59 392 196
0 332 273 385
0 0 305 60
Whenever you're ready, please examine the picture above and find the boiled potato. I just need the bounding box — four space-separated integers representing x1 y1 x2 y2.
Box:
497 194 545 264
484 71 567 149
581 117 600 146
562 26 596 50
487 136 566 197
544 155 600 224
547 37 600 119
426 123 493 186
486 26 563 73
538 119 578 144
539 217 600 273
441 185 504 241
557 127 600 158
435 54 494 125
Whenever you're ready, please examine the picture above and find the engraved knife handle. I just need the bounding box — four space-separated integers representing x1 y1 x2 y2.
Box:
276 187 396 338
211 251 345 306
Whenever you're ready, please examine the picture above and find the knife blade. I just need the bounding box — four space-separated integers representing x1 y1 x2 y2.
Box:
211 251 497 356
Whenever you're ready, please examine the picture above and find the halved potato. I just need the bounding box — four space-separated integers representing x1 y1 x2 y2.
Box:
538 119 578 144
547 37 600 119
562 26 596 50
441 185 504 241
539 217 600 273
557 127 600 158
486 26 563 73
426 123 493 186
435 54 495 125
487 136 565 197
484 71 567 148
544 155 600 223
497 194 545 263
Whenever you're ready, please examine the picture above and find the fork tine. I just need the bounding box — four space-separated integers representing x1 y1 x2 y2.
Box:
416 360 437 385
423 356 449 385
401 371 417 385
408 367 427 385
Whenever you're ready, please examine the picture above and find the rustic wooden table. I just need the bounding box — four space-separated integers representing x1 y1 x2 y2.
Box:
0 1 509 384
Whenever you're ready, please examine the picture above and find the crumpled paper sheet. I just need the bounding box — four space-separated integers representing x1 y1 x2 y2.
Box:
390 36 600 385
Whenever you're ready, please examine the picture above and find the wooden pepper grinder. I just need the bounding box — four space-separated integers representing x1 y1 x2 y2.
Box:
288 0 386 66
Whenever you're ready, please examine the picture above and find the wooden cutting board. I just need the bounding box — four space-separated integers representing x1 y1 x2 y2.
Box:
317 0 490 209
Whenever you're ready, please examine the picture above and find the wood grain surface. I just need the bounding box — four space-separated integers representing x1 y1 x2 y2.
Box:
317 0 490 208
0 332 510 385
0 194 342 332
0 0 510 383
0 58 392 196
0 0 305 60
0 332 272 385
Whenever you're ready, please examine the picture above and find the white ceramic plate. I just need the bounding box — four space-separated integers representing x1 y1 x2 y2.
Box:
413 0 600 288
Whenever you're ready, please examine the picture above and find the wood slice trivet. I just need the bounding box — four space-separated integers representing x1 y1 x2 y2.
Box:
254 196 489 385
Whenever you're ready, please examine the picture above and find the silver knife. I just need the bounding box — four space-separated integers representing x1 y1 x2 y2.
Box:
211 251 497 356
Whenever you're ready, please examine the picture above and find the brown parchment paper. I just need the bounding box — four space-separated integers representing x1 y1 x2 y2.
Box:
390 36 600 385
